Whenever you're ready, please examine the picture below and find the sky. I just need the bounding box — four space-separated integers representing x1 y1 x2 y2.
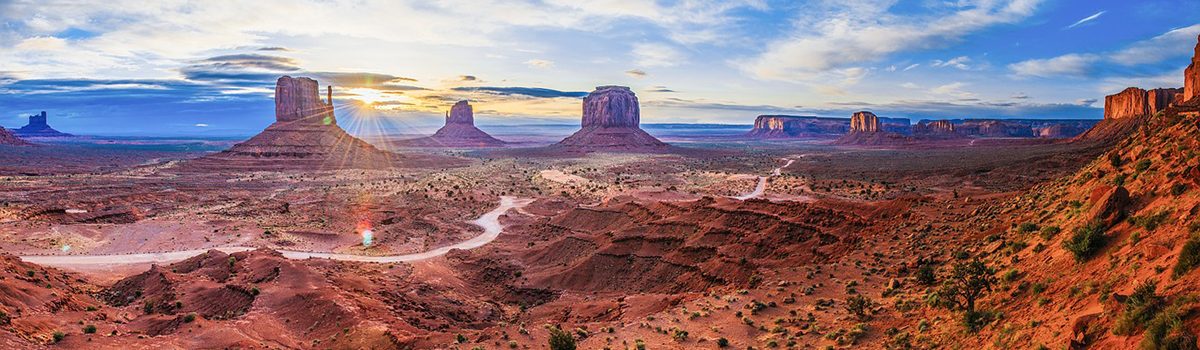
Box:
0 0 1198 136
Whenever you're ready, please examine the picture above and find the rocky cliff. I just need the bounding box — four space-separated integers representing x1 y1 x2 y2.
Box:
0 126 32 146
849 111 881 133
1148 88 1183 115
392 100 506 147
1104 87 1150 119
745 115 848 138
1186 34 1199 102
555 86 667 150
13 111 72 137
913 119 957 136
956 119 1035 138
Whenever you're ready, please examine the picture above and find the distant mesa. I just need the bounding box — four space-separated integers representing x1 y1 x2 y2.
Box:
849 111 881 133
834 111 910 145
554 86 668 150
913 119 962 139
14 111 73 137
192 76 401 169
0 126 32 146
746 115 847 138
392 100 507 147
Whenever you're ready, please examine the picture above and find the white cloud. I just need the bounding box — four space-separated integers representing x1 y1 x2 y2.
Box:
194 123 210 127
737 0 1042 83
14 36 68 51
1064 10 1104 30
902 63 920 71
1008 53 1099 78
900 82 919 89
930 82 976 98
632 43 685 68
1109 24 1200 66
932 56 972 70
524 59 554 69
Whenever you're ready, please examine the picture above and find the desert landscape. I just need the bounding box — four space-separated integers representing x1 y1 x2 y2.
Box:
3 2 1200 349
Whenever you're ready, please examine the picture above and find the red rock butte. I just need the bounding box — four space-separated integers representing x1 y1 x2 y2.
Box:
745 115 848 138
13 111 72 137
192 76 399 169
392 100 506 147
555 86 667 150
849 111 881 133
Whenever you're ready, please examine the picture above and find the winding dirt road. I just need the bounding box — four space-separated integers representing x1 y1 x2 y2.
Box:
20 196 533 266
734 158 796 200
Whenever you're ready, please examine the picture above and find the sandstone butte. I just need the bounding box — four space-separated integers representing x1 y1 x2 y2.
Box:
848 111 881 133
13 111 72 137
745 115 848 138
192 76 398 169
555 85 667 150
392 100 506 147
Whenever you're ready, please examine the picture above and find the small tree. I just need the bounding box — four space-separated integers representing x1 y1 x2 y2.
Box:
935 259 996 332
844 295 876 321
548 326 576 350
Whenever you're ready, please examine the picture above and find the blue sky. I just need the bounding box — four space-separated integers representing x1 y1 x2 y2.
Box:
0 0 1198 136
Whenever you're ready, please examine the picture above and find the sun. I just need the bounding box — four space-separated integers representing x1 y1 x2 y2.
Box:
347 88 386 106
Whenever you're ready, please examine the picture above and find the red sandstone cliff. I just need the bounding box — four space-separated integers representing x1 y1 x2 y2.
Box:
1186 34 1199 102
745 115 848 138
849 111 881 133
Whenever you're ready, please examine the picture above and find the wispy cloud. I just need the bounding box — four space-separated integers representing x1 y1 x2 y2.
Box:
524 59 555 69
1008 53 1099 78
1065 10 1105 30
632 43 685 68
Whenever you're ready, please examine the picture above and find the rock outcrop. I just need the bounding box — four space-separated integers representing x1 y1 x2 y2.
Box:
192 76 399 169
1148 88 1183 115
1186 34 1199 102
956 120 1035 138
555 86 667 150
1104 87 1150 119
745 115 848 138
849 111 881 133
13 111 72 137
913 120 957 137
0 126 32 146
392 100 507 147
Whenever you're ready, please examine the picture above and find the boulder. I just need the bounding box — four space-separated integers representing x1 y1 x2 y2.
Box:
1087 185 1129 228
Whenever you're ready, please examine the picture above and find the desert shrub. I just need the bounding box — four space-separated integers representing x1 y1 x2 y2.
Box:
717 337 729 347
1109 153 1124 168
1130 210 1171 231
1016 222 1039 234
1172 235 1200 278
0 311 8 325
547 326 576 350
844 295 875 321
1135 159 1152 172
183 313 196 323
456 334 467 343
1039 226 1061 240
83 324 96 334
1113 281 1163 336
915 263 937 285
1063 221 1108 262
1139 306 1198 350
52 331 65 343
1172 183 1188 196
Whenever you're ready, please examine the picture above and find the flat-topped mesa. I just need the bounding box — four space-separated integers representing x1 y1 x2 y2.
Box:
914 120 956 135
746 115 847 138
446 100 475 125
275 76 335 125
1185 34 1199 102
849 111 881 133
582 86 640 128
13 111 72 137
1104 87 1150 119
555 85 667 150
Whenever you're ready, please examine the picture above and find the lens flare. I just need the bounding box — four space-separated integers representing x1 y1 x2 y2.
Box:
361 229 373 247
61 244 71 252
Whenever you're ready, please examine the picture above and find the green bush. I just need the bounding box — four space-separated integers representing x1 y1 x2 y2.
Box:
1109 153 1124 168
844 295 875 321
1063 221 1108 262
1171 183 1188 196
183 313 197 323
1130 210 1171 231
1039 226 1061 240
1016 222 1039 234
1113 281 1163 336
1135 159 1152 172
83 325 96 334
1139 306 1198 350
52 331 65 343
1172 235 1200 278
717 337 730 347
548 326 576 350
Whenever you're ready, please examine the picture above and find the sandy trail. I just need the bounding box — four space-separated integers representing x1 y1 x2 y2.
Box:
20 196 533 266
734 158 796 200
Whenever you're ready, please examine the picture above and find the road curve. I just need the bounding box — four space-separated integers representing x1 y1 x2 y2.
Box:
20 196 533 266
734 158 796 200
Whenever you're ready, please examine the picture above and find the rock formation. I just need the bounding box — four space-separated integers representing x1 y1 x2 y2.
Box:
392 100 507 147
555 86 667 150
13 111 72 137
0 126 32 146
956 120 1035 138
745 115 848 138
913 120 957 137
1148 88 1183 115
849 111 881 133
193 76 399 169
1186 34 1200 102
1104 87 1150 119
